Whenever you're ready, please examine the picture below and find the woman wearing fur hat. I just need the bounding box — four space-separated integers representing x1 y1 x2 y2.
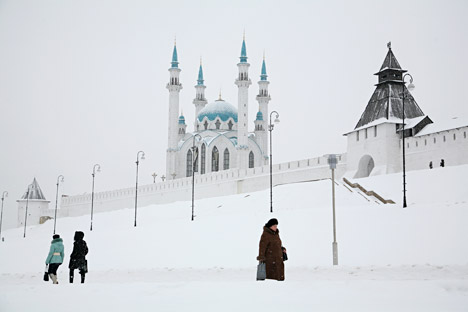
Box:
257 218 286 281
45 234 64 284
69 231 88 283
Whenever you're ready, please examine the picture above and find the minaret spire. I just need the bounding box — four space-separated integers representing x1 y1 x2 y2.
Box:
166 41 183 179
193 56 207 131
235 33 252 169
256 53 271 164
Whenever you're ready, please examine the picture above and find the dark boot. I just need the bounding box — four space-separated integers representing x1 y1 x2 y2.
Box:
69 269 74 283
81 274 85 284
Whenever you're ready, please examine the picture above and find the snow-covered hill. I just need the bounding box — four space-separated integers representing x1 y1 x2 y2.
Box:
1 165 467 311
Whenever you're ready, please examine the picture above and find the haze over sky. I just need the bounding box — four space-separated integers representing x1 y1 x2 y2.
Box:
1 0 467 229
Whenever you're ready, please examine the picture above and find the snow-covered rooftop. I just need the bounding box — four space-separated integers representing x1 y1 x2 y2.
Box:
415 117 468 137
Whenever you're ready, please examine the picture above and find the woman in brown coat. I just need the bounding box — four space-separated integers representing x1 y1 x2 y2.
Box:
257 218 286 281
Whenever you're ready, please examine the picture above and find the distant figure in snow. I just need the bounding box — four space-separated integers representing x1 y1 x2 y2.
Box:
257 218 286 281
440 159 445 167
45 234 64 284
429 161 433 169
69 231 88 283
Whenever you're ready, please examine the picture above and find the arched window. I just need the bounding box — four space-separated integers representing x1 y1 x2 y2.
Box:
223 148 230 170
193 146 199 173
249 151 254 168
186 149 193 177
228 120 233 130
204 120 208 130
201 144 206 174
215 119 221 130
212 146 219 172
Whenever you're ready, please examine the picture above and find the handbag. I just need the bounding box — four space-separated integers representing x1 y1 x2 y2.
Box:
43 265 49 282
256 262 266 281
282 247 288 261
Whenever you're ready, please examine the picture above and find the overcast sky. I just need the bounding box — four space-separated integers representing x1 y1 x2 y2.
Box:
1 0 467 229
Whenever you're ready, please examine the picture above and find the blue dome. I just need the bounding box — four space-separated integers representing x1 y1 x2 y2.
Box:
256 111 263 121
197 100 238 123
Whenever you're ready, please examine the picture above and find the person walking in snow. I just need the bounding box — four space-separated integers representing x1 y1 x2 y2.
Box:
257 218 286 281
69 231 88 283
45 234 65 284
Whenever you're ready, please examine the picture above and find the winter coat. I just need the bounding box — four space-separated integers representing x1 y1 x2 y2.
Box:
257 226 285 281
45 238 65 265
69 231 88 270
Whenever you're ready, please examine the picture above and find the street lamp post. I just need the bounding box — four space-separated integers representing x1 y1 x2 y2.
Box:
53 175 64 234
401 73 415 208
0 191 8 241
134 151 145 227
268 111 280 213
90 164 101 231
327 154 339 265
152 173 158 184
23 184 32 238
191 134 202 221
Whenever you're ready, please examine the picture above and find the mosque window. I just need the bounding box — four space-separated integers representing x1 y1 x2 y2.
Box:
193 147 199 173
228 120 233 130
186 149 193 177
212 146 219 172
223 148 230 170
215 120 221 130
201 144 206 174
204 120 208 130
249 151 254 168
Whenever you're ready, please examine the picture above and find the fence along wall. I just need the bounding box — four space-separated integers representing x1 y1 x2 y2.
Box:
58 155 347 218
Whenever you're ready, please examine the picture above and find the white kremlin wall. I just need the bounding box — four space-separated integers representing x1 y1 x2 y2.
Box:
54 155 346 219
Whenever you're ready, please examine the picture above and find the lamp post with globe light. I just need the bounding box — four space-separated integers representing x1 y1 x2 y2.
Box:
401 73 415 208
134 151 145 227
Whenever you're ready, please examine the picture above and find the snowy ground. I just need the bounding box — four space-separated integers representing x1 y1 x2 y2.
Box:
1 165 467 311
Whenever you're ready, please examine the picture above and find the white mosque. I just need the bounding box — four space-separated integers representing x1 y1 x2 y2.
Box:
165 36 271 180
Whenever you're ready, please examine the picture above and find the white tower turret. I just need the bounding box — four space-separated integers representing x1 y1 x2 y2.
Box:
193 58 207 131
234 35 252 169
256 54 271 163
166 41 182 179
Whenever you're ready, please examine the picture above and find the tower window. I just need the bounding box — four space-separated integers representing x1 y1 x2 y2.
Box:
415 141 418 147
249 151 254 168
186 149 193 177
228 120 233 130
212 146 219 172
454 133 456 140
425 139 427 146
201 144 206 174
365 129 368 139
443 135 446 142
356 131 360 142
215 120 221 130
223 148 230 170
374 126 377 137
464 131 467 138
434 137 436 144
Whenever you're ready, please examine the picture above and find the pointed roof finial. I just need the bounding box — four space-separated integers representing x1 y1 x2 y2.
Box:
197 59 204 86
387 41 392 50
260 54 268 81
171 39 179 68
240 32 247 63
218 89 223 101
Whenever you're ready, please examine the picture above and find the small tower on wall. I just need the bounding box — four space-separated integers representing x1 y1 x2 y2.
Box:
256 55 271 162
235 34 252 169
193 59 207 131
17 178 51 227
166 41 183 180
